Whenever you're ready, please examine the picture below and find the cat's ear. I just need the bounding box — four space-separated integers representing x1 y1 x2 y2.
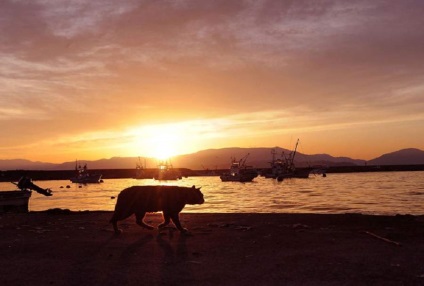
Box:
191 185 195 189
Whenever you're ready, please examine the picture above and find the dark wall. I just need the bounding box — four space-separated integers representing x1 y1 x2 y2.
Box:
1 165 423 182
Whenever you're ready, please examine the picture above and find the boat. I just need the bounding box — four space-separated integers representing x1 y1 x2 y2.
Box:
310 165 328 177
262 149 287 179
154 160 182 181
0 190 31 212
0 176 52 213
134 157 151 179
220 154 258 182
262 139 312 181
70 161 102 183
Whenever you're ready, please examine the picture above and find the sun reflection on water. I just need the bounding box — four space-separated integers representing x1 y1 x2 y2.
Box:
1 171 423 215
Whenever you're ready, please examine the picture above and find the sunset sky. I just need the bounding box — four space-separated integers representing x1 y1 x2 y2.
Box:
1 0 423 163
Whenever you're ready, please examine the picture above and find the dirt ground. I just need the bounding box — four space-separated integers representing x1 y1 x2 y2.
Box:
1 211 423 285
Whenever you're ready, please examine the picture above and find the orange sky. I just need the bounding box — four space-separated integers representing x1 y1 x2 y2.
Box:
1 1 423 163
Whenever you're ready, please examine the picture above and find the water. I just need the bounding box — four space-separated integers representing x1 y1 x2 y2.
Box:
1 171 423 215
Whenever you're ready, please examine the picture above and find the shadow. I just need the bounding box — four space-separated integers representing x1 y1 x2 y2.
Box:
61 230 145 286
95 220 196 285
98 234 154 285
156 229 193 285
120 234 155 259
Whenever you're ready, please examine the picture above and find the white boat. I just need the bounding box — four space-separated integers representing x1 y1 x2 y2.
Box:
220 154 258 182
0 176 52 213
70 161 102 183
154 160 182 181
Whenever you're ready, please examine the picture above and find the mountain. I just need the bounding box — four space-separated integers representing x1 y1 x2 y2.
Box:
0 159 57 170
0 147 367 171
170 147 365 169
367 148 424 165
1 147 422 171
54 157 147 170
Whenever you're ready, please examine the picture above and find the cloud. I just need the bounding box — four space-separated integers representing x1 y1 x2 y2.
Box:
0 0 423 161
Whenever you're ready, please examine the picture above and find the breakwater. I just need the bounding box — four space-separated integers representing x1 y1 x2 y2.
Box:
1 165 423 182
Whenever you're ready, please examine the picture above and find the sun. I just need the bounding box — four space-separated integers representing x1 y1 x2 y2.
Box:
149 132 178 160
131 123 188 161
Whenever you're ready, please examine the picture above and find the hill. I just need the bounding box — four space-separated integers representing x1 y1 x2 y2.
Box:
170 147 365 170
1 147 366 171
367 148 424 165
1 147 423 171
0 159 57 170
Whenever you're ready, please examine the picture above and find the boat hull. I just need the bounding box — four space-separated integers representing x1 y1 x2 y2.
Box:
70 174 103 184
276 168 313 180
0 190 32 213
220 173 257 182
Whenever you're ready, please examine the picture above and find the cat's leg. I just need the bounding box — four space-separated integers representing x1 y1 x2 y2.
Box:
158 212 171 229
135 212 154 230
110 211 132 235
111 220 122 234
170 213 188 232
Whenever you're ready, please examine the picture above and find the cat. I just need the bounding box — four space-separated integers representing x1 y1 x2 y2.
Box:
110 185 204 234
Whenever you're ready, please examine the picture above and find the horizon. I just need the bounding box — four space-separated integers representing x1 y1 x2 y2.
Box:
1 1 424 163
1 146 422 166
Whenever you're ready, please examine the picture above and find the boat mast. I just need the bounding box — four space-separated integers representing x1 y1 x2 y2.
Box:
241 153 250 167
291 139 299 161
270 149 276 166
289 139 299 170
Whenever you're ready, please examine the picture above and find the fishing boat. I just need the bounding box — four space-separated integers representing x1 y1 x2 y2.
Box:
154 160 182 181
70 161 102 183
134 157 151 179
220 154 258 182
310 165 328 177
262 140 312 181
0 176 52 213
262 149 287 179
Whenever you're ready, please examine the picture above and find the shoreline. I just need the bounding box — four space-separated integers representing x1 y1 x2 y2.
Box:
1 211 423 285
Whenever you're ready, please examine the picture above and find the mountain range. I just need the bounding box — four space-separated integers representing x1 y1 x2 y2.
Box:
1 148 423 171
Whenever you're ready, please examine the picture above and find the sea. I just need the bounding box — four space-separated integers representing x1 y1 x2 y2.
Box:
1 171 423 215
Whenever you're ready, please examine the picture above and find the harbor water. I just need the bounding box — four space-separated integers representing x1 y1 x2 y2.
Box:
1 171 423 215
